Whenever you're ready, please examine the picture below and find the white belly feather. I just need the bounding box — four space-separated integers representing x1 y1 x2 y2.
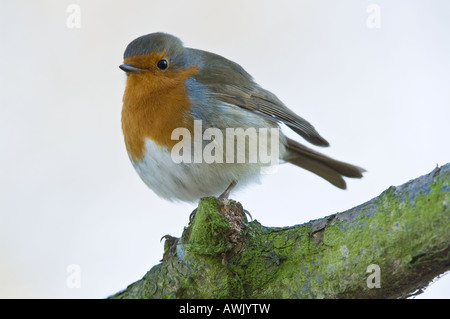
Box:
130 103 286 202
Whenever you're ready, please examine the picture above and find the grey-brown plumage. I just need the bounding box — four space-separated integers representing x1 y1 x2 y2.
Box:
121 32 365 199
186 43 365 189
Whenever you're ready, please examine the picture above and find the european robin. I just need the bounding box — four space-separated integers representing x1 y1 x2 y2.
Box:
119 32 364 202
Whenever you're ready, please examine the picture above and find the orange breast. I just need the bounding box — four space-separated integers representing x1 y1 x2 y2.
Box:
121 56 199 162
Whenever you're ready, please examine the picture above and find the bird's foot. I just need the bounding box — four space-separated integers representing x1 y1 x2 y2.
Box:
218 180 238 200
243 209 253 221
189 181 238 223
189 208 197 223
160 234 179 261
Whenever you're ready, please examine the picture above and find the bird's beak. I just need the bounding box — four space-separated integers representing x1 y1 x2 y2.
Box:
119 64 144 73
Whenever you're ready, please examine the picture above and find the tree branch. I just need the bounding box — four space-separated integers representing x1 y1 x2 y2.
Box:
110 163 450 299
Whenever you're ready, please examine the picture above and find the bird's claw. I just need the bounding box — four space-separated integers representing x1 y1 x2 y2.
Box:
218 180 238 200
189 208 198 223
160 235 179 261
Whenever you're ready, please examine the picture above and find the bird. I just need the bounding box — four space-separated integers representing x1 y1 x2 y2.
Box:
119 32 365 203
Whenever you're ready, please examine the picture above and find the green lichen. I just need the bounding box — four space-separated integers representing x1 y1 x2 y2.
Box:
224 171 449 298
252 174 450 298
183 197 232 256
110 166 450 299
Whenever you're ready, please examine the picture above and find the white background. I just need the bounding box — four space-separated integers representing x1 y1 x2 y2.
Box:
0 0 449 298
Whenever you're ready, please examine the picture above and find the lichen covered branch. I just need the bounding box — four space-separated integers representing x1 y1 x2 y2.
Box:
111 164 450 299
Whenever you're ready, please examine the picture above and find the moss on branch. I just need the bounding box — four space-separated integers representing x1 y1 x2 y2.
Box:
111 163 450 299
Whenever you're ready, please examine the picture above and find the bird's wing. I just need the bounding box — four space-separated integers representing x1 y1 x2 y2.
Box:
205 83 330 147
189 48 329 146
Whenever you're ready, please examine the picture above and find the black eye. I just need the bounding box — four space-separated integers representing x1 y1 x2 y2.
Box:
157 59 168 70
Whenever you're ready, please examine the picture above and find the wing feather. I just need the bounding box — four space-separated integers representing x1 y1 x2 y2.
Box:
205 83 329 147
190 48 329 146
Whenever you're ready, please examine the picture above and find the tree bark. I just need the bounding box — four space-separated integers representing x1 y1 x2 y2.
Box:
110 163 450 299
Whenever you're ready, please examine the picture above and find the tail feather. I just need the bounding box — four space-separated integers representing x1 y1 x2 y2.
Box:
283 138 365 189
